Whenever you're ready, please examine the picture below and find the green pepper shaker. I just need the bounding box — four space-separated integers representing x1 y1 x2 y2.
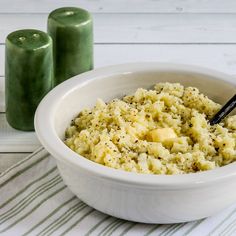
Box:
5 29 53 131
48 7 93 87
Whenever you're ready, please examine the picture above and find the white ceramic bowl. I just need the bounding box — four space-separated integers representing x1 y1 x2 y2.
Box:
35 62 236 224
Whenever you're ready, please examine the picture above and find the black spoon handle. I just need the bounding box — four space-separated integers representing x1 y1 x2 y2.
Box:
210 94 236 125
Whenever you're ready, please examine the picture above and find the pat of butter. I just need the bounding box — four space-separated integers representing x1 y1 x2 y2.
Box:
148 128 177 142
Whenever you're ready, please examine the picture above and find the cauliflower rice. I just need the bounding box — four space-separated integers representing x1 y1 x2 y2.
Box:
65 82 236 175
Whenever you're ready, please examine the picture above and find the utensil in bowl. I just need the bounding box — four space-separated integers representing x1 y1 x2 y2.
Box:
210 94 236 125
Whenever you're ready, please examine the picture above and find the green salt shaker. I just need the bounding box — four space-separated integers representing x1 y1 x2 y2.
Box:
48 7 93 87
5 29 53 131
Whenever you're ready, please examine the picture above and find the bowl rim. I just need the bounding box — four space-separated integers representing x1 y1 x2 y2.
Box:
35 62 236 188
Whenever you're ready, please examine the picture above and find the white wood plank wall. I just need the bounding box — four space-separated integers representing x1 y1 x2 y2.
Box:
0 0 235 171
1 0 236 13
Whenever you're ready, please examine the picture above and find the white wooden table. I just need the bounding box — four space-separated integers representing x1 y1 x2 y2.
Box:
0 0 236 173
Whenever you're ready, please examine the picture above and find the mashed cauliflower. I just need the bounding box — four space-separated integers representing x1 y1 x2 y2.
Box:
65 83 236 175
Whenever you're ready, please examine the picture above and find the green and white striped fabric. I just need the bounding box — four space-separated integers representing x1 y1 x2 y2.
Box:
1 147 236 236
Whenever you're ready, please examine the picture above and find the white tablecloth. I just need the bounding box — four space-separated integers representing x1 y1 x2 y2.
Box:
1 147 236 236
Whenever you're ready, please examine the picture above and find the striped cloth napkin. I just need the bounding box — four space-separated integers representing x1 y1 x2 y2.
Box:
1 148 236 236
